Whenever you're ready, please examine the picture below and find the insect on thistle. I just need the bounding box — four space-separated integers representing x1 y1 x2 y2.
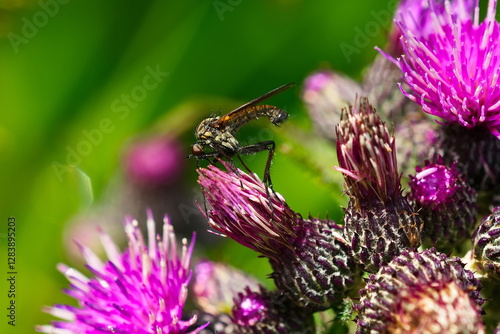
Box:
189 82 295 188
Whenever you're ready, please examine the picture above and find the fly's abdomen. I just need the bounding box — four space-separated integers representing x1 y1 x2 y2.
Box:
217 105 289 132
255 105 289 125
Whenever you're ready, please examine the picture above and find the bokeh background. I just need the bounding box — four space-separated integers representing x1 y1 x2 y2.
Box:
0 0 391 332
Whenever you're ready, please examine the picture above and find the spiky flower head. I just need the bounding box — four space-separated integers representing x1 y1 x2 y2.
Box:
197 162 299 260
357 248 485 334
472 206 500 279
390 0 476 47
302 70 362 141
198 162 360 311
269 217 361 311
336 98 422 272
409 157 477 251
232 286 315 334
336 97 400 205
392 0 500 137
36 212 206 334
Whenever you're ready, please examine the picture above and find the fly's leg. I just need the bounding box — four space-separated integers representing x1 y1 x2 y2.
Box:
189 150 235 215
239 141 283 207
190 149 245 189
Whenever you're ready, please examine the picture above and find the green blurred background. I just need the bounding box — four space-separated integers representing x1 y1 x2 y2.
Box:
0 0 391 332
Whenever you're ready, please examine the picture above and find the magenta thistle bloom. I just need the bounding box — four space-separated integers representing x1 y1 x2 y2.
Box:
392 0 475 40
36 212 206 334
198 162 360 311
410 159 468 205
393 0 500 136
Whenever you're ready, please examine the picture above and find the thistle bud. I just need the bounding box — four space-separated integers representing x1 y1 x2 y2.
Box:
409 157 478 251
472 206 500 279
232 286 315 334
302 70 362 141
198 162 360 311
357 248 485 333
335 98 422 273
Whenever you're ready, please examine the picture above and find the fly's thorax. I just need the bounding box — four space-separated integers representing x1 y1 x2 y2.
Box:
213 130 239 154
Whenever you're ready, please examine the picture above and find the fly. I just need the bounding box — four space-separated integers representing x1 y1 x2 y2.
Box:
190 82 295 187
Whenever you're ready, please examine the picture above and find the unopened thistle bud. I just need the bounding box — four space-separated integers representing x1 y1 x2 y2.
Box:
198 162 360 311
335 98 422 273
357 248 485 334
409 157 477 251
232 286 315 334
302 70 362 141
472 206 500 279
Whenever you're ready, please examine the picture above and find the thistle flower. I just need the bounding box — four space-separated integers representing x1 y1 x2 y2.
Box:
302 70 362 141
387 0 500 190
232 286 315 334
357 248 485 333
390 0 476 51
335 98 422 273
409 157 477 251
36 212 206 334
393 0 500 133
198 162 360 311
472 206 500 279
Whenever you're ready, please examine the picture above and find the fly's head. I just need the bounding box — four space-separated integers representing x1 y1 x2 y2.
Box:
193 116 239 156
194 117 219 143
